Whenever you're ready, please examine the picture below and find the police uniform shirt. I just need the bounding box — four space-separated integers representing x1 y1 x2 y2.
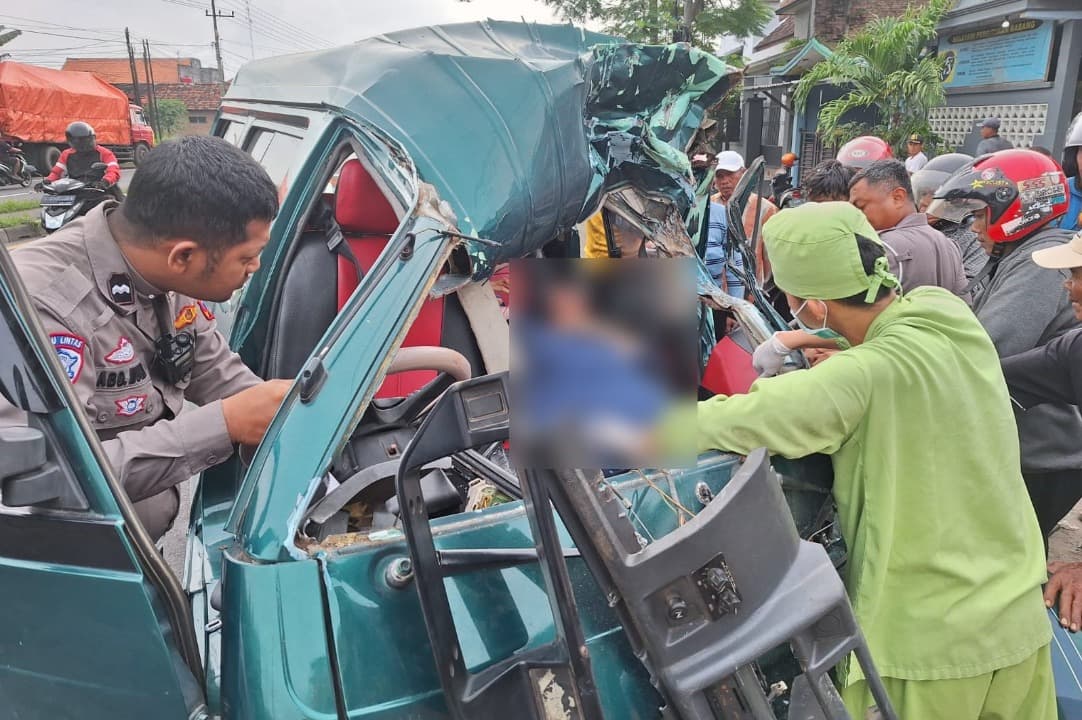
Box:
0 202 261 538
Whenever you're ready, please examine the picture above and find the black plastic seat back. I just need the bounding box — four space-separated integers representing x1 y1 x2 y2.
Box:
267 230 339 379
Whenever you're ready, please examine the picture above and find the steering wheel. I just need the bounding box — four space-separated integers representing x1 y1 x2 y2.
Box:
304 346 473 528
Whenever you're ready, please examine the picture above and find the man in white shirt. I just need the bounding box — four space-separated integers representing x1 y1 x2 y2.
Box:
904 134 928 174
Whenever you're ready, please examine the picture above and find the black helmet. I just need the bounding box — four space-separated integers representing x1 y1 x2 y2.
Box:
1063 112 1082 179
911 153 974 208
65 121 96 153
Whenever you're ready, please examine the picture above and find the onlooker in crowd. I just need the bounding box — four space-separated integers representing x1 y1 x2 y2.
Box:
931 149 1082 539
1057 112 1082 233
701 201 1054 720
976 117 1013 155
711 150 777 286
836 135 893 171
803 159 853 202
849 159 967 297
903 134 928 174
1001 231 1082 631
910 153 986 281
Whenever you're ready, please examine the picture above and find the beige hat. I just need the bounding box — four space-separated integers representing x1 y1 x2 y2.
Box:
1031 232 1082 269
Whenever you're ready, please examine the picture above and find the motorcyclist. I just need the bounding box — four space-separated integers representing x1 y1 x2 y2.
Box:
836 135 892 171
910 153 986 281
929 149 1082 539
36 122 122 200
1058 111 1082 232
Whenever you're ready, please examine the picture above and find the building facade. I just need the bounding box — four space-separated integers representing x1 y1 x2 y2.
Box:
931 1 1082 155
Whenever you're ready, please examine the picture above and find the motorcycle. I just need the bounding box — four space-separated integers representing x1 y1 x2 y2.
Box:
770 169 804 209
39 162 109 234
0 147 33 187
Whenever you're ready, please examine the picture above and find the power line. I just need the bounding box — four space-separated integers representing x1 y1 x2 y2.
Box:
0 13 121 33
214 0 325 50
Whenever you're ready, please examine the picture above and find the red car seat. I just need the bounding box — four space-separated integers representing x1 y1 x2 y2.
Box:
334 158 446 397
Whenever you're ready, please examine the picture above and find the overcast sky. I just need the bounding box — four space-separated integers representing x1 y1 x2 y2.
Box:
0 0 572 76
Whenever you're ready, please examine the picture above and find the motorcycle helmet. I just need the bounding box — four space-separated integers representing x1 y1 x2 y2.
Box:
911 153 974 212
836 136 892 170
65 121 96 153
1063 111 1082 179
780 152 798 168
928 149 1068 244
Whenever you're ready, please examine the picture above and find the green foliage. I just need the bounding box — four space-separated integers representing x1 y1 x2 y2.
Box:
148 99 188 139
794 0 955 154
540 0 773 48
0 199 39 215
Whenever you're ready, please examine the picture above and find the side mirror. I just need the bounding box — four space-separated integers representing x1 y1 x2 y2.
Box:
0 425 89 510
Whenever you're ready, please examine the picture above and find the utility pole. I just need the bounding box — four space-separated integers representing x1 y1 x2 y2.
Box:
244 0 256 59
141 39 161 140
206 0 234 82
124 27 142 108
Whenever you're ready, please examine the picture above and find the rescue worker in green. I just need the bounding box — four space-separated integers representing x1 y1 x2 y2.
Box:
698 201 1054 718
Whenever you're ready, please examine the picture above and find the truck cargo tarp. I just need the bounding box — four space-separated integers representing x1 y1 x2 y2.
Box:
0 62 131 145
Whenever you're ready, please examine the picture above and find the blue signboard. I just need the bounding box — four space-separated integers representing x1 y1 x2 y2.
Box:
938 19 1054 88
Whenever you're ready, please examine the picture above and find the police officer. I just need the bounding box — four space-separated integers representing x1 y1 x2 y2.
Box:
0 136 289 540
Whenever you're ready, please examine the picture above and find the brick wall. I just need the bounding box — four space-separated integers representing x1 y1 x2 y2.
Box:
814 0 927 43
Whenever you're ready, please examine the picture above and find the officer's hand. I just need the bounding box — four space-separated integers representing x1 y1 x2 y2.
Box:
751 332 792 377
221 379 292 446
1046 561 1082 632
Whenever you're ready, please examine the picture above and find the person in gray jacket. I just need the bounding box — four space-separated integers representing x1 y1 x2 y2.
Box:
849 159 969 298
931 149 1082 538
976 117 1013 156
912 153 987 281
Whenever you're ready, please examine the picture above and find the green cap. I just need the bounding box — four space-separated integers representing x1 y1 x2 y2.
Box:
763 201 899 303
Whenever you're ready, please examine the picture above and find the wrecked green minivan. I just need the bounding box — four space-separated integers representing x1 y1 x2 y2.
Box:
3 20 1079 720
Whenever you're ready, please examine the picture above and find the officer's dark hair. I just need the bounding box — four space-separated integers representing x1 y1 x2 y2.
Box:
850 159 915 205
803 160 854 202
835 234 896 306
122 136 278 252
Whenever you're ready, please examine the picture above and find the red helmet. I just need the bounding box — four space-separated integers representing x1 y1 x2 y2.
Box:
780 152 798 168
836 136 892 170
928 149 1069 244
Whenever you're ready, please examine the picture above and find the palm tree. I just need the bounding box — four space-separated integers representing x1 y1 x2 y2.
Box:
794 0 954 152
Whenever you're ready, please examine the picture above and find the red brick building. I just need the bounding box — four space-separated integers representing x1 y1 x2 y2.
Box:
62 57 224 136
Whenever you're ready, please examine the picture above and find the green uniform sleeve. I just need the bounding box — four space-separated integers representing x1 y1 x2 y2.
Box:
698 352 872 458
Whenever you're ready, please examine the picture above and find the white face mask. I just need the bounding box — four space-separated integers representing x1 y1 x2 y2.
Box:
792 299 851 350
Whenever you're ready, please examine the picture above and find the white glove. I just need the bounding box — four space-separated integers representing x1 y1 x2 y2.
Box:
752 333 792 378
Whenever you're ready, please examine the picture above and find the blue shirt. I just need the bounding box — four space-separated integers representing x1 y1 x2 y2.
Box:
704 202 744 298
1058 176 1082 233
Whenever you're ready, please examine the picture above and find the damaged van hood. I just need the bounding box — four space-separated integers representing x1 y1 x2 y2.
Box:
225 20 739 274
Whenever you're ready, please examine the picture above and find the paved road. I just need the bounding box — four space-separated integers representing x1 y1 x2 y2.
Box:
0 167 136 203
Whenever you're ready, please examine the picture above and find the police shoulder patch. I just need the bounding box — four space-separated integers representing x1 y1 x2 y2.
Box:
50 332 87 383
174 304 198 330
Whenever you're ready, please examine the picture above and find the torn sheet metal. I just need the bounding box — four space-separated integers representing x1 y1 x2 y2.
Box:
227 21 739 279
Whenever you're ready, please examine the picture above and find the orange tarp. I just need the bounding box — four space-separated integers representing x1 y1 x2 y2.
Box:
0 62 132 145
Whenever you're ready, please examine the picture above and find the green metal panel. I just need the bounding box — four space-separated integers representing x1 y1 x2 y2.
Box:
226 21 737 277
218 549 338 719
319 455 742 718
